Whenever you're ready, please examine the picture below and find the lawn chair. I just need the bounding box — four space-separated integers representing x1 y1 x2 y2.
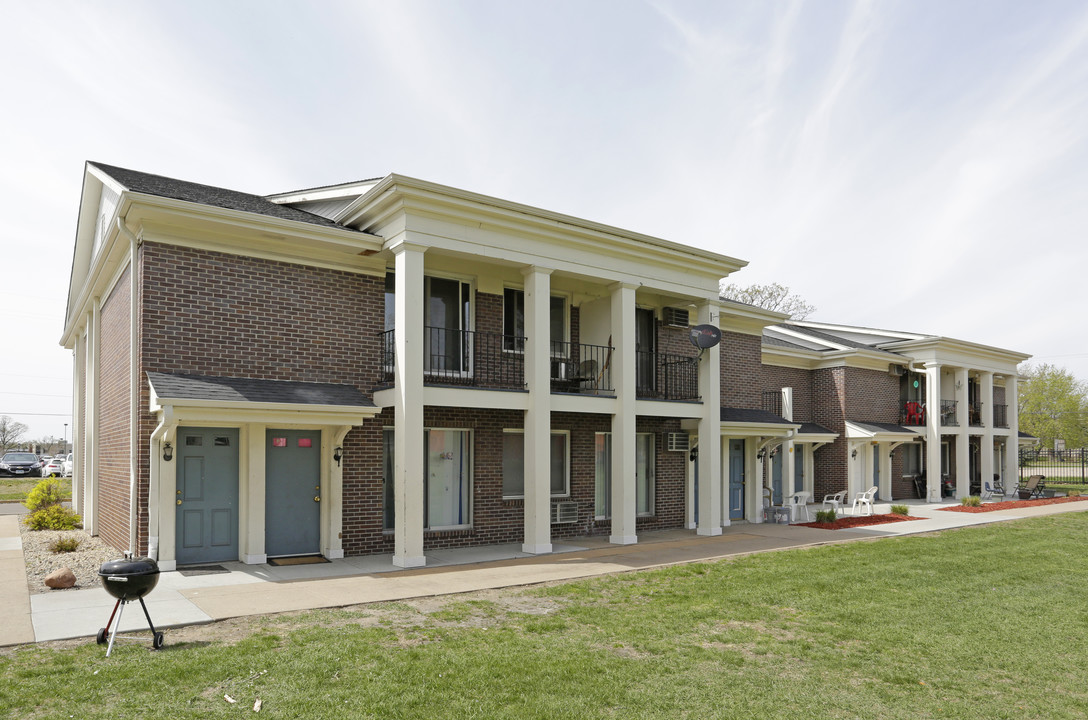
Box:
991 474 1005 497
850 486 878 516
1017 475 1046 500
981 481 997 501
822 491 847 513
787 491 811 523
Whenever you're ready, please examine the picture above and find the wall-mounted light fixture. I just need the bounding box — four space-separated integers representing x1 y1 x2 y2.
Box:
163 442 173 462
689 446 698 463
333 446 343 467
757 448 767 461
851 448 858 459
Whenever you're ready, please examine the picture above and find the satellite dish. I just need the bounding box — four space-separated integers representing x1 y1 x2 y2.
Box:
689 324 722 350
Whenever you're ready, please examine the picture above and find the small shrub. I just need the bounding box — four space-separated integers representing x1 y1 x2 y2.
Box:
890 504 909 516
24 505 82 531
815 509 837 523
49 536 82 553
23 478 63 512
961 496 982 507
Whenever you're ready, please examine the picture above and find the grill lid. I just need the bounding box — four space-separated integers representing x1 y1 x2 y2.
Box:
98 555 159 578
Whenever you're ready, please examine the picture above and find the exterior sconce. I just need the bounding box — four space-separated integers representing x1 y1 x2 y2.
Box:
333 446 343 467
163 442 173 462
851 448 858 459
689 446 698 463
757 448 767 461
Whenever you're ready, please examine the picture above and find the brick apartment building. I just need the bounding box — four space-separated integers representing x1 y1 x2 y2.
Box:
62 163 1030 570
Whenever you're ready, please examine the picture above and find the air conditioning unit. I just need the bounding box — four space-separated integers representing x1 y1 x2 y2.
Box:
551 501 579 524
663 306 689 328
889 364 906 377
667 432 690 452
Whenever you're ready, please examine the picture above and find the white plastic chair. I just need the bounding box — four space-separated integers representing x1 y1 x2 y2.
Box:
850 486 878 516
822 491 847 513
787 491 811 522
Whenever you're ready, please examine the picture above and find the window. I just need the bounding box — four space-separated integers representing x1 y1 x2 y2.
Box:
502 430 569 498
594 432 655 519
382 428 473 530
902 444 922 476
502 288 566 352
384 272 472 373
383 429 394 530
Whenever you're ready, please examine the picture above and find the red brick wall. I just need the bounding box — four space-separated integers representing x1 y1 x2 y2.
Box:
721 331 762 409
761 365 813 421
97 266 131 552
844 367 900 423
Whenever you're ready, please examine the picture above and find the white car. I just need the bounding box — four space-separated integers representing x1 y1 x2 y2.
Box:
41 457 66 478
63 453 73 476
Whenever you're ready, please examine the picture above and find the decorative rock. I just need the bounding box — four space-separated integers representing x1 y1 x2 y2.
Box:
44 567 76 589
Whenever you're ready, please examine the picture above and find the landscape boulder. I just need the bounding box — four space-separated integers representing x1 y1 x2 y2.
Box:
44 567 76 589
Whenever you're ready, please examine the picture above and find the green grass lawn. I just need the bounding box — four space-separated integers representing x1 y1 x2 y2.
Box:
0 475 71 503
3 513 1088 718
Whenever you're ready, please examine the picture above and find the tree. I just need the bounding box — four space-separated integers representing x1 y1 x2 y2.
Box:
1017 363 1088 450
720 282 816 319
0 415 29 452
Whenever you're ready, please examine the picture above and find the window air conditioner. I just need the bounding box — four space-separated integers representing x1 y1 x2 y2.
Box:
551 502 579 524
663 307 690 328
667 432 690 452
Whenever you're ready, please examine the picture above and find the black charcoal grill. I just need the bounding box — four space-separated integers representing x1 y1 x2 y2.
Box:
96 553 164 655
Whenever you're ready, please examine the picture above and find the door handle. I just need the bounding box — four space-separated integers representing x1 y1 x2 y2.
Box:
314 496 321 502
177 499 182 506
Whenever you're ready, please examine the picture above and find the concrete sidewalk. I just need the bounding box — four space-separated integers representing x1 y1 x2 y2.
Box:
7 498 1088 646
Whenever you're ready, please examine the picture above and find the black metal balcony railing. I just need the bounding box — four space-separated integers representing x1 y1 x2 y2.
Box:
549 340 614 394
378 328 526 389
762 391 782 417
636 351 700 401
994 403 1008 428
940 400 958 426
969 401 984 427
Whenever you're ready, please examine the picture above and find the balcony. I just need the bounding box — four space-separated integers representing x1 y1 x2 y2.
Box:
994 403 1008 428
636 351 700 401
378 328 526 390
550 340 614 394
940 400 958 427
969 401 983 427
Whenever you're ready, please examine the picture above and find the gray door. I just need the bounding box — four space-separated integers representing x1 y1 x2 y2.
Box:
794 448 805 493
176 428 239 565
266 429 321 557
729 439 745 520
771 450 783 505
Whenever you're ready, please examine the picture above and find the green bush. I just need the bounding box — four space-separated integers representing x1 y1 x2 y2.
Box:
890 504 909 515
23 478 63 512
961 495 982 507
815 509 837 523
23 505 82 531
49 535 81 553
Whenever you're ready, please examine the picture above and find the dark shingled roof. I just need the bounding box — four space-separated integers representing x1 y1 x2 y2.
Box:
147 372 374 408
720 407 795 425
797 422 836 435
849 421 918 435
778 323 880 351
762 334 811 350
90 162 358 231
1018 430 1038 439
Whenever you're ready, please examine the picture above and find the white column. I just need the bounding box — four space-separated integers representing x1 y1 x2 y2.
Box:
71 330 85 518
980 371 994 497
392 241 427 568
1006 374 1019 496
924 363 942 502
323 426 350 560
696 301 722 536
955 368 970 498
242 424 266 564
781 387 796 500
522 267 553 554
609 282 638 545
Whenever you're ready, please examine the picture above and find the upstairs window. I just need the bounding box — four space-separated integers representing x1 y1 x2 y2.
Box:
502 288 566 352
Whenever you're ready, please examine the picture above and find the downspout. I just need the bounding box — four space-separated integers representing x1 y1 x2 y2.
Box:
117 217 140 556
148 406 175 561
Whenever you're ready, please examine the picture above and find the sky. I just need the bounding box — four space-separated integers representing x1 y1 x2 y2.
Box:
1 0 1087 444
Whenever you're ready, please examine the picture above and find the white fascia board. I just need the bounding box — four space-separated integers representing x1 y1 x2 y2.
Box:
762 347 821 370
634 400 705 419
62 196 133 347
265 178 382 205
844 422 922 442
790 320 926 344
720 422 800 438
771 325 852 351
879 336 1032 369
151 396 379 424
721 303 789 336
795 431 839 444
342 174 747 285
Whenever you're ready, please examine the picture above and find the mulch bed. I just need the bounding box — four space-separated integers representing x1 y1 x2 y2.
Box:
939 496 1087 513
797 513 924 530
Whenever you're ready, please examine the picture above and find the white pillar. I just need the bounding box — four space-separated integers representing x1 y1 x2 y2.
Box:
980 371 994 497
1006 374 1019 496
925 363 942 502
323 426 350 560
392 241 427 568
609 283 638 545
696 301 722 536
522 267 553 554
781 387 796 500
71 330 85 518
955 368 970 498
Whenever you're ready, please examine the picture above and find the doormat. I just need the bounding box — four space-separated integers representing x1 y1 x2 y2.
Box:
178 565 230 577
268 555 330 566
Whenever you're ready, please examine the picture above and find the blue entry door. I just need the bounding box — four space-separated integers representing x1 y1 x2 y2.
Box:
729 440 745 519
265 429 322 557
176 428 239 565
794 447 805 492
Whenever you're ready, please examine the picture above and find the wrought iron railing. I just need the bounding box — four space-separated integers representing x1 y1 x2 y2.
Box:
378 328 526 389
636 351 700 401
762 390 782 417
993 403 1008 428
549 340 614 394
940 400 958 426
969 401 984 427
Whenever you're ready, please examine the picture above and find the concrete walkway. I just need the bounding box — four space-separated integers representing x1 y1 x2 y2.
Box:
5 498 1087 647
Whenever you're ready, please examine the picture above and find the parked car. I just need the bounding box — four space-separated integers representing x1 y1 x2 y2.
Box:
41 457 66 478
0 452 44 478
63 453 73 476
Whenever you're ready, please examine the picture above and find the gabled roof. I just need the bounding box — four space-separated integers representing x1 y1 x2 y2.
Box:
89 162 357 232
147 372 375 408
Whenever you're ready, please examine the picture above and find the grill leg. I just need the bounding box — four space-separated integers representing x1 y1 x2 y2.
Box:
102 598 121 636
138 597 158 636
105 600 127 657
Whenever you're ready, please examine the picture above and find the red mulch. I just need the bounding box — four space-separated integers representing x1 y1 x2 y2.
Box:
797 513 924 530
939 496 1087 513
